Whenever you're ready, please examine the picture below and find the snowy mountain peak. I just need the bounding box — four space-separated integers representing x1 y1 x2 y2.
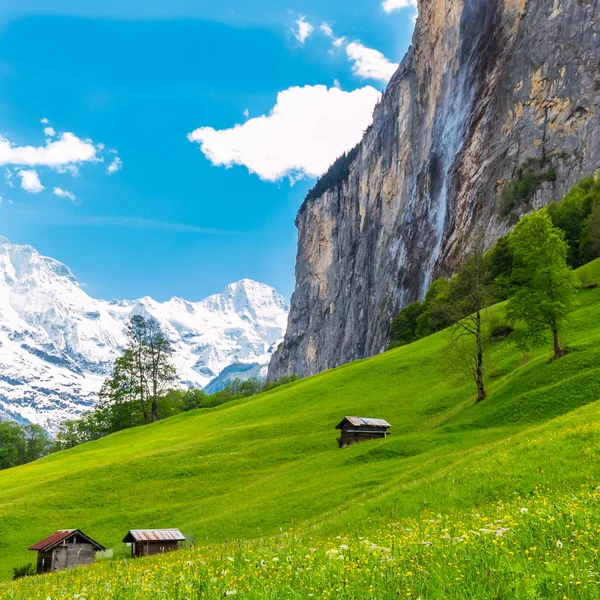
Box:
0 238 289 432
0 237 78 287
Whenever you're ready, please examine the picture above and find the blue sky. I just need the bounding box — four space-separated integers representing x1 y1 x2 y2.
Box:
0 0 415 302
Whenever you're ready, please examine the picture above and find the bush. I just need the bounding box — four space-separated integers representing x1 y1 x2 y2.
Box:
490 324 514 340
388 302 424 348
12 563 35 579
501 159 557 218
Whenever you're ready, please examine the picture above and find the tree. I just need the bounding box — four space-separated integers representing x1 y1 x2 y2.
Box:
443 235 494 402
546 175 600 267
580 203 600 263
486 234 516 300
388 302 425 348
143 317 177 422
102 315 176 425
0 421 25 469
22 424 51 463
506 210 579 359
414 278 453 339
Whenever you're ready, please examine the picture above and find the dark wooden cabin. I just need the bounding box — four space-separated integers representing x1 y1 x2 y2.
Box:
122 529 186 558
335 416 391 448
28 529 105 574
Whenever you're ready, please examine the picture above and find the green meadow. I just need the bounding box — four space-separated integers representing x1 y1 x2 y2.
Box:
1 259 600 598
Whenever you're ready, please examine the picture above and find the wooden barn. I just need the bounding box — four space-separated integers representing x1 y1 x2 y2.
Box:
122 529 186 558
335 416 391 448
28 529 105 574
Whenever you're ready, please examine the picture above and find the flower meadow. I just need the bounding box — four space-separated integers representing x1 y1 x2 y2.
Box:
3 485 600 600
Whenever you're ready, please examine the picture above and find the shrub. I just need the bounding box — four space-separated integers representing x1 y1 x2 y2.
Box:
501 159 557 218
12 563 35 579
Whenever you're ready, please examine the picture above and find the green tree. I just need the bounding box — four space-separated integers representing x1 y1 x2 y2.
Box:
22 424 51 463
415 278 453 339
580 203 600 263
486 235 516 300
388 302 424 348
0 421 25 469
547 175 600 267
507 210 579 359
104 316 177 424
444 236 494 402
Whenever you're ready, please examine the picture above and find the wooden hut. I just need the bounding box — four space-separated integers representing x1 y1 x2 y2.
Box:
28 530 105 574
335 416 391 448
122 529 186 558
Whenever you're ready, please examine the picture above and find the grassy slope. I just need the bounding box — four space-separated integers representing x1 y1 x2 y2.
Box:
1 260 600 580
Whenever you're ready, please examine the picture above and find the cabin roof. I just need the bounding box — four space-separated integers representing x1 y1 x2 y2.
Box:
122 529 186 543
29 530 106 552
335 416 391 430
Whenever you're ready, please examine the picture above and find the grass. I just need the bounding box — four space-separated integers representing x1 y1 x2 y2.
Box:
1 260 600 597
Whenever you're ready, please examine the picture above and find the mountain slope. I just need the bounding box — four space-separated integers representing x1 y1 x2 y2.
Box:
269 0 600 380
0 259 598 580
0 237 288 431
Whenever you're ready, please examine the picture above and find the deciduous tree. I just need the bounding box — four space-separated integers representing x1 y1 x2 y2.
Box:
507 210 578 359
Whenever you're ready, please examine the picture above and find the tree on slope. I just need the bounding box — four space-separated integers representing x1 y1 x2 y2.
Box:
443 235 494 403
506 210 578 360
102 315 177 425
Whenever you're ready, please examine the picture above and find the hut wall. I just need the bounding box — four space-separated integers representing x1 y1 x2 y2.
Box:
133 541 179 558
36 551 53 574
338 430 388 448
53 544 96 571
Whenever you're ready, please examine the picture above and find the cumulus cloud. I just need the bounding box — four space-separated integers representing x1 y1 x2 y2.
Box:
106 156 123 175
381 0 417 11
18 169 44 193
188 84 380 182
293 16 313 43
53 187 76 203
44 127 56 137
0 132 99 168
346 42 398 83
40 118 49 124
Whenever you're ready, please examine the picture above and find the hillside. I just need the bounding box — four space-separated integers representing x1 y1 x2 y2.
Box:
0 260 600 594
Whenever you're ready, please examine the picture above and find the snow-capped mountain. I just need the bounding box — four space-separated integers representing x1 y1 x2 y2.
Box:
0 237 288 432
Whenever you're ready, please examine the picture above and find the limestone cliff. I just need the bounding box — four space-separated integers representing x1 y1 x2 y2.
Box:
269 0 600 380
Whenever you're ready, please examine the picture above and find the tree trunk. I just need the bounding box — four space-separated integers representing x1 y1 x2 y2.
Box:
151 399 158 423
475 311 486 403
552 328 562 359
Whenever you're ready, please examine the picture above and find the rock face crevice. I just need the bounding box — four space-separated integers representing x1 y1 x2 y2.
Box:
269 0 600 380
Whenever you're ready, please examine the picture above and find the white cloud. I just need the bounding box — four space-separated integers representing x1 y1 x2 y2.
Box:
293 16 313 44
106 156 123 174
18 169 44 193
0 132 98 168
53 187 76 203
243 109 250 119
320 22 333 36
40 118 49 124
320 22 345 47
346 42 398 83
44 127 56 137
188 84 380 182
381 0 417 12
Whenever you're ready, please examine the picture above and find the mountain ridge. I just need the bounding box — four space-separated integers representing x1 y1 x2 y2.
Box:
0 237 288 431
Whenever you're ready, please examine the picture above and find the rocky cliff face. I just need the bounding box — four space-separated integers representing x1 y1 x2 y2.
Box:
269 0 600 380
